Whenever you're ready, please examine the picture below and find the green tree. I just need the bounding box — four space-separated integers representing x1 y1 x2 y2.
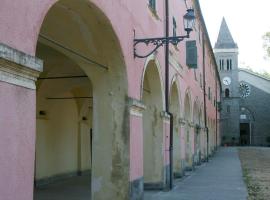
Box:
262 32 270 58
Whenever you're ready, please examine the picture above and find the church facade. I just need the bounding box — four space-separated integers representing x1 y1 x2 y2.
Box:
215 18 270 146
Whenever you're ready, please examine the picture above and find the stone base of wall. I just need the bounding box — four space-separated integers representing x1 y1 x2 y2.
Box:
174 171 184 178
144 182 164 190
130 177 143 200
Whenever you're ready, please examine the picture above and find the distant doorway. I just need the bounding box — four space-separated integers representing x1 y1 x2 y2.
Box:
240 123 250 146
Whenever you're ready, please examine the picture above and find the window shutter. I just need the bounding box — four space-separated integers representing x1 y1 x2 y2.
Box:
186 40 197 69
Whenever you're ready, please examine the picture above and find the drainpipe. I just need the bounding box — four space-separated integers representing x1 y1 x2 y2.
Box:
90 128 93 184
202 34 209 162
164 0 174 190
215 76 218 150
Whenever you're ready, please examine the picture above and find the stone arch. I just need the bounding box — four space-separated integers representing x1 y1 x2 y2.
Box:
34 1 129 199
239 106 255 146
141 59 165 189
140 55 165 108
169 74 182 104
169 78 183 178
184 89 192 122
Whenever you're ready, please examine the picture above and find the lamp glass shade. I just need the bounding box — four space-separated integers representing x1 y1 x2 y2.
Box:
183 9 195 32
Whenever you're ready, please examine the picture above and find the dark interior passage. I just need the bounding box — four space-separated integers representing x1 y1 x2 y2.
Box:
240 123 250 146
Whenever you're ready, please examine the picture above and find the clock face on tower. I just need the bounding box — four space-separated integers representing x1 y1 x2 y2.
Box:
239 83 251 98
223 77 231 85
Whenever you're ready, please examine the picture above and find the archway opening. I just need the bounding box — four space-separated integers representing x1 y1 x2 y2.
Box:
198 107 205 161
35 44 93 199
239 107 254 146
169 82 182 178
184 92 192 169
193 101 200 165
34 1 128 199
142 60 164 190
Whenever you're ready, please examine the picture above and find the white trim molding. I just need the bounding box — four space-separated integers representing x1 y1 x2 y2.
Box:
0 43 43 89
129 97 146 117
213 48 238 53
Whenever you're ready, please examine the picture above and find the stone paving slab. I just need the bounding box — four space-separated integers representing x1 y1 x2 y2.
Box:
144 147 248 200
34 175 91 200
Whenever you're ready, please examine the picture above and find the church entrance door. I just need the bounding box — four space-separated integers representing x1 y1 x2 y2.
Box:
240 123 250 146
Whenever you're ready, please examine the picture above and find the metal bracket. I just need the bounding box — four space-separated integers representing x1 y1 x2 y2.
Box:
133 30 190 58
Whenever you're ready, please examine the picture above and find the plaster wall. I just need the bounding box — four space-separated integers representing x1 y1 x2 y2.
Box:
0 0 221 199
0 82 36 200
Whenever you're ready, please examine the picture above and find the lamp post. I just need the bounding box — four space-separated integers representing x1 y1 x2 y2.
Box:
134 4 195 190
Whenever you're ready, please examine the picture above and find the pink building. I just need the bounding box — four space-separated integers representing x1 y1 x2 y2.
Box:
0 0 220 199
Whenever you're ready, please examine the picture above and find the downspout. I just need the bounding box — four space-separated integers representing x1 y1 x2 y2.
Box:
165 0 174 190
215 76 218 150
202 34 209 162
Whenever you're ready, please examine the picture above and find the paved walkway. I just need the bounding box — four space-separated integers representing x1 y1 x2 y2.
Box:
34 175 91 200
145 147 248 200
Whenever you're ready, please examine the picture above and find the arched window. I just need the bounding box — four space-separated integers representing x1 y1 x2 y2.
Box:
227 59 230 70
225 88 230 98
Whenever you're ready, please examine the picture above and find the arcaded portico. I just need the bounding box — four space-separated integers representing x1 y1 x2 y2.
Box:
0 0 220 200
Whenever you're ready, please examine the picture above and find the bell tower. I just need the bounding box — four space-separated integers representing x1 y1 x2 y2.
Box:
214 17 240 145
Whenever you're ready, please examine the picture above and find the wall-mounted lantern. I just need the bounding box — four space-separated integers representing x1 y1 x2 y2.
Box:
133 8 196 58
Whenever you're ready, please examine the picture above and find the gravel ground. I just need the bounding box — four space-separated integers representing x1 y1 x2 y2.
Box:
238 147 270 200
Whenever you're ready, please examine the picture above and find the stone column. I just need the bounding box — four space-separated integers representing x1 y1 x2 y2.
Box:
0 43 42 200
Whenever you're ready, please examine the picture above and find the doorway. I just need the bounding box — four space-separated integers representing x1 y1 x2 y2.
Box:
240 123 250 146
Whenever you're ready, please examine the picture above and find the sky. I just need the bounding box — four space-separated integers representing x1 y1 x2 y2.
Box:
199 0 270 73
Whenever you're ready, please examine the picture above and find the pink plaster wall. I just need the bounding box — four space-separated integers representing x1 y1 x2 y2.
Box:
129 115 143 181
0 82 36 200
0 0 220 192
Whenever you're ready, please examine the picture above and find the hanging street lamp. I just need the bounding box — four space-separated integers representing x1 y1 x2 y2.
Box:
133 8 196 58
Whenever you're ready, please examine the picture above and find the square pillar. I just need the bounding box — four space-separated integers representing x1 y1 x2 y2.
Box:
0 44 42 200
161 111 170 190
129 98 145 200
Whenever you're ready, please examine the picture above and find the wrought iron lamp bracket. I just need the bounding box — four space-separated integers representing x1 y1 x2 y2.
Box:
134 34 190 58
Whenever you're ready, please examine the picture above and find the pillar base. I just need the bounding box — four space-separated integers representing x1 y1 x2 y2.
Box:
130 177 143 200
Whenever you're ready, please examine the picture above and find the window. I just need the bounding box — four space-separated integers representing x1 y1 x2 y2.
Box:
227 59 230 70
225 88 230 98
230 59 232 70
173 17 177 37
208 87 211 100
149 0 156 12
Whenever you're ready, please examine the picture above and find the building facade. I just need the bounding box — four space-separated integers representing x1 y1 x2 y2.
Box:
215 18 270 147
0 0 220 200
